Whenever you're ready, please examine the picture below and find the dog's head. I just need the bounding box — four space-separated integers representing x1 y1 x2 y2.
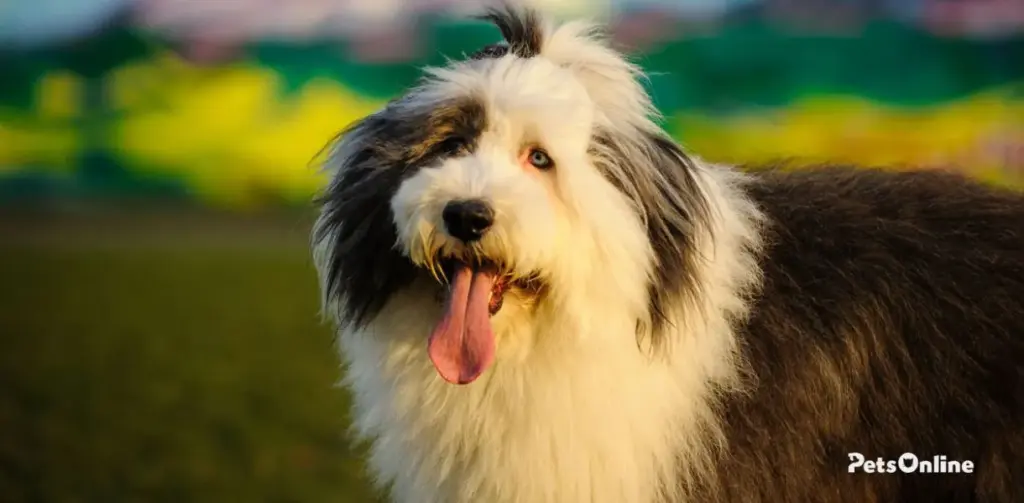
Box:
313 6 709 384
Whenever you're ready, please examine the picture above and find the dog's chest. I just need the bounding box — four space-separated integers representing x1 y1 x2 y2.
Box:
343 333 687 503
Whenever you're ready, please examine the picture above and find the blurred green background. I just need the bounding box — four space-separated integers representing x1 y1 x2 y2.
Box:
0 0 1022 501
0 209 381 502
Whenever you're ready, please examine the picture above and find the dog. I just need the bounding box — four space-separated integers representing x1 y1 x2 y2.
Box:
311 6 1024 503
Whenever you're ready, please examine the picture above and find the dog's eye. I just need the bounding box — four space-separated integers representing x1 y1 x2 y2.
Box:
438 137 468 156
527 148 553 169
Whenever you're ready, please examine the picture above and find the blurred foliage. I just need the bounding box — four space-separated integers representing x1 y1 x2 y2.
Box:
677 89 1024 186
0 20 1022 208
0 213 383 502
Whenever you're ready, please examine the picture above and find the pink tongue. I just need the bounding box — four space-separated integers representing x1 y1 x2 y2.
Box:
428 265 497 384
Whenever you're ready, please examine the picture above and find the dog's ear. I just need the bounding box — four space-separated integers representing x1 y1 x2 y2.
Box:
312 111 419 328
313 94 490 327
591 129 711 354
541 24 656 133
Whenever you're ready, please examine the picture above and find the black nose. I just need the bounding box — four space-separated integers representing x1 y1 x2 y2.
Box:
442 199 494 243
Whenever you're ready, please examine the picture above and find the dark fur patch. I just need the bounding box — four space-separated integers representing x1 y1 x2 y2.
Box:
315 97 487 327
476 5 544 58
471 43 510 60
589 130 711 351
690 166 1024 502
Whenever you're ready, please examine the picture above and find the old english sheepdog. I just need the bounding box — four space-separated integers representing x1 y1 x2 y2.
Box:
311 7 1024 503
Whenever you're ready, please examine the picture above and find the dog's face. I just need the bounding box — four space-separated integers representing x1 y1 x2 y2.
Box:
314 8 709 385
389 53 594 304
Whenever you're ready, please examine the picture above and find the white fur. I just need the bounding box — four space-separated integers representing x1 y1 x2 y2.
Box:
314 15 765 503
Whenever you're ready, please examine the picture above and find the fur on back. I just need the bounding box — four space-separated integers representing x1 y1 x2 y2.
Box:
311 6 1024 503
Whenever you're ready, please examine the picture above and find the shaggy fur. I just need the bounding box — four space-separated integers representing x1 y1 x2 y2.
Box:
312 6 1024 503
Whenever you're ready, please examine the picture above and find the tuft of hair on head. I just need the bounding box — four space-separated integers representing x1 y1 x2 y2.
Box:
474 3 545 58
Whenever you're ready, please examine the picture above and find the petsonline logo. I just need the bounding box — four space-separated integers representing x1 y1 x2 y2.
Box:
848 453 975 474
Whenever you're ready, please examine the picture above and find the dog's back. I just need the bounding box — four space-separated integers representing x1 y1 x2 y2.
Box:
708 165 1024 502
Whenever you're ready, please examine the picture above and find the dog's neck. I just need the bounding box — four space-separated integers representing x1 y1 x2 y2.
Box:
338 161 764 503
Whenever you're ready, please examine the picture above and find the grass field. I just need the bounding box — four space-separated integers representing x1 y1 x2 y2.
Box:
0 207 383 502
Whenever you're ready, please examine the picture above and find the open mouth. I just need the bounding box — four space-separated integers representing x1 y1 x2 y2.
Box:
426 255 542 386
435 257 510 316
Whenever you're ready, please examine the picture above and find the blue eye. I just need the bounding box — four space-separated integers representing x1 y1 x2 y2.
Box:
528 148 553 169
